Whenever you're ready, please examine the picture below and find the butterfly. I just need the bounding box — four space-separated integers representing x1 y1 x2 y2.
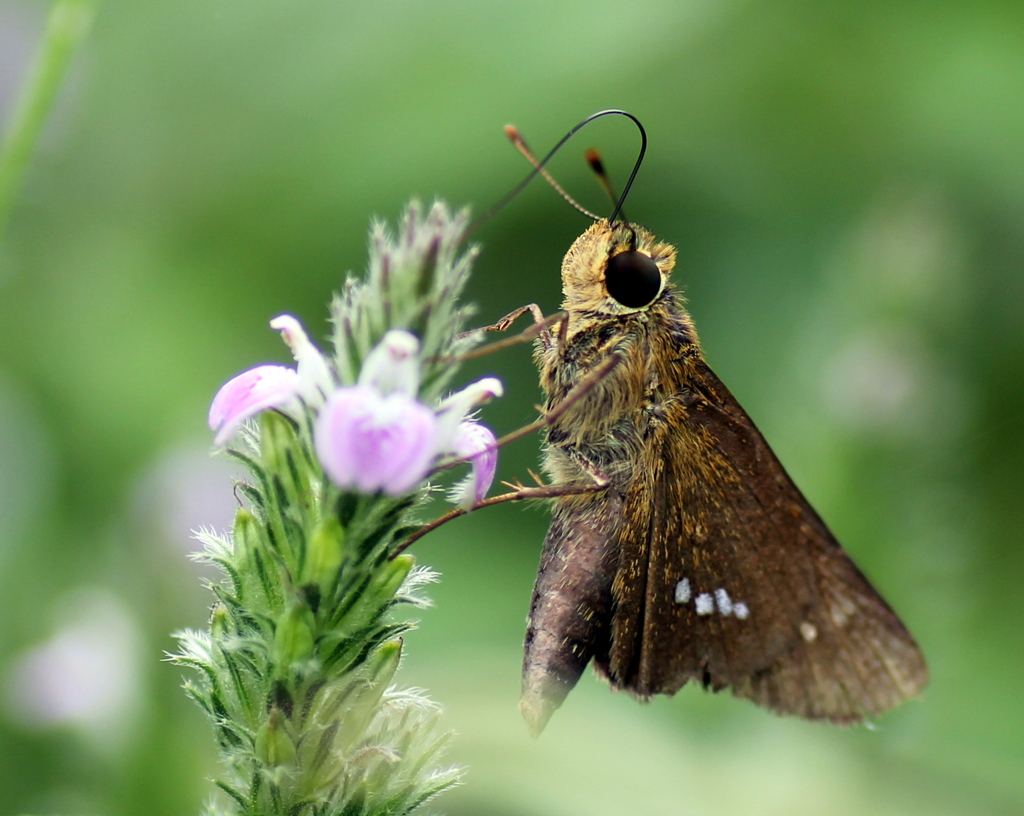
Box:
520 218 928 735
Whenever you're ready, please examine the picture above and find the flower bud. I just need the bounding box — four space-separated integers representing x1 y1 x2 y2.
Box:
334 639 403 751
259 410 298 475
232 508 259 556
210 603 231 640
232 508 283 608
303 517 345 595
340 555 414 634
358 329 421 396
378 554 415 600
272 602 316 672
254 707 296 767
366 637 402 690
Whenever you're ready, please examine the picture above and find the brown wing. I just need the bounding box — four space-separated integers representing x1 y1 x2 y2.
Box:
602 362 927 723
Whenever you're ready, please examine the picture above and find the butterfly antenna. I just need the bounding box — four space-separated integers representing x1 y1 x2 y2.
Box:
585 147 627 223
504 125 599 220
469 109 648 235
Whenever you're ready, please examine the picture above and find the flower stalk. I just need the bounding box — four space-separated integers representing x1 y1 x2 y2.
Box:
0 0 97 245
174 202 498 816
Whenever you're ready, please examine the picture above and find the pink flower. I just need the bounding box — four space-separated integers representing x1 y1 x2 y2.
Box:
311 331 504 499
448 421 499 509
208 365 300 447
314 386 438 496
434 377 503 450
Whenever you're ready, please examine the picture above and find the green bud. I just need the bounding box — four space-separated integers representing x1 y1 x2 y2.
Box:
232 508 260 556
273 601 316 672
254 707 296 767
259 410 298 474
232 507 283 610
210 603 231 640
335 639 403 751
379 554 414 599
304 517 345 594
366 638 402 689
341 555 414 633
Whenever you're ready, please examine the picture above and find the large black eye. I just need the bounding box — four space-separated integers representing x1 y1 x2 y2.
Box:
604 250 662 308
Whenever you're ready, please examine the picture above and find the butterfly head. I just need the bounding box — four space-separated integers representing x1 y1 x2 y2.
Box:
560 220 677 315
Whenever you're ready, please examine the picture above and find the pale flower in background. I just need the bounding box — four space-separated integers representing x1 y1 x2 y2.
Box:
134 443 248 556
3 590 143 751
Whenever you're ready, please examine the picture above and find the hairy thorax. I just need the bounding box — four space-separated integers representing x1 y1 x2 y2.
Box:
537 304 694 492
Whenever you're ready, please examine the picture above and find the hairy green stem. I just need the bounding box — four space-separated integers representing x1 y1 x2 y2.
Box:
0 0 97 244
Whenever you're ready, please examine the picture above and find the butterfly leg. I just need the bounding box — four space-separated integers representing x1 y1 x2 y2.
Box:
485 352 622 451
560 446 611 488
475 303 548 334
451 304 565 360
391 480 608 558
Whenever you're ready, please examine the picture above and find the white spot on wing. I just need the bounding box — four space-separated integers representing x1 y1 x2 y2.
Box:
674 578 691 604
800 621 818 642
715 589 733 615
695 593 713 615
733 602 749 619
829 594 856 627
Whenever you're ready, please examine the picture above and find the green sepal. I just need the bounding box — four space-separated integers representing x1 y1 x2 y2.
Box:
210 603 231 639
273 601 316 674
336 555 415 634
303 517 345 596
259 410 299 476
233 508 283 613
254 707 296 768
334 639 403 752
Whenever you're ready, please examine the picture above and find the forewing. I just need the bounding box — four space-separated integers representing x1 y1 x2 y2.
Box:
605 363 927 723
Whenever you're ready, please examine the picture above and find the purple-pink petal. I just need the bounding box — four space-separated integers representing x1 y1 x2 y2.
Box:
209 365 300 446
315 386 439 496
452 421 498 504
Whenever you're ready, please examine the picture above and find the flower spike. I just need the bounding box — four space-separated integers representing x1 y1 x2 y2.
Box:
188 204 479 815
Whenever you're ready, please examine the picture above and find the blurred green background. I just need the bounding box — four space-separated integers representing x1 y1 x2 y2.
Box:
1 0 1023 813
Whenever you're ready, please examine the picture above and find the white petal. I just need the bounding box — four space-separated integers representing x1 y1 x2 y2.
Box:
435 377 504 451
357 329 422 396
270 314 334 406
